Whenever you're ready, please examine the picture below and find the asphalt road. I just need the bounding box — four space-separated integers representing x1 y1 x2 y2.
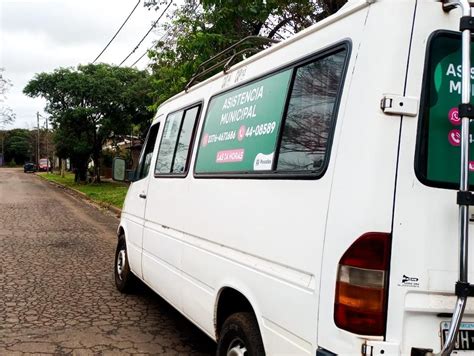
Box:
0 168 216 355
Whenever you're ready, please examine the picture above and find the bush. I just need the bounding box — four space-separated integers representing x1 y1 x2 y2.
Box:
8 159 16 167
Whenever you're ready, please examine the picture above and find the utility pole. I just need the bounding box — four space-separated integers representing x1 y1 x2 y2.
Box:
36 112 40 168
45 115 49 173
0 131 4 167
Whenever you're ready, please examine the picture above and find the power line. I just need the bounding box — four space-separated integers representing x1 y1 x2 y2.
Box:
93 0 141 64
130 50 149 67
119 0 173 67
130 30 170 67
130 2 198 67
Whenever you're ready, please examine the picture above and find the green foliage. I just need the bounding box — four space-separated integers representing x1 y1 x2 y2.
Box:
4 129 33 164
8 158 16 167
146 0 344 108
23 64 156 182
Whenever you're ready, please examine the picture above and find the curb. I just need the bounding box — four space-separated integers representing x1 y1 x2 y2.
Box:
35 173 122 217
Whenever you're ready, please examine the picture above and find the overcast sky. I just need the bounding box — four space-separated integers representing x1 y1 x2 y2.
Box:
0 0 176 129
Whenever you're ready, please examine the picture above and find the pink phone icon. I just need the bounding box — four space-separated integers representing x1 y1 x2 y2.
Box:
237 125 246 141
448 129 461 146
469 161 474 171
449 107 461 126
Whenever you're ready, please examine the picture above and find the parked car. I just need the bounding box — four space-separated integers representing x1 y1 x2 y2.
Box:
23 162 36 173
38 158 51 172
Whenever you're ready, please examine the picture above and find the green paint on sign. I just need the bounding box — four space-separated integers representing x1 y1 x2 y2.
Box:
434 63 443 93
195 70 292 173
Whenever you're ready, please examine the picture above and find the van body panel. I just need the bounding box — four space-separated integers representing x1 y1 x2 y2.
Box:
177 8 368 353
317 0 417 352
121 176 150 278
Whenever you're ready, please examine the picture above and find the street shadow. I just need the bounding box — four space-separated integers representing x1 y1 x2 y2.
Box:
134 281 217 355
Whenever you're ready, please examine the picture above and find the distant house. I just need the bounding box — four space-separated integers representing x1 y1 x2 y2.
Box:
126 142 143 171
102 135 143 177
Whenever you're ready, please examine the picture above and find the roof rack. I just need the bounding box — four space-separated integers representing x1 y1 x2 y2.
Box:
185 36 280 91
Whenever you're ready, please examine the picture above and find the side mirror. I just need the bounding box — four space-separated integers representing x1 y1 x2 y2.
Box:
112 157 126 182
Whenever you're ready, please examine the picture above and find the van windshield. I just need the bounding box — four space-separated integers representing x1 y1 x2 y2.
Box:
416 31 474 189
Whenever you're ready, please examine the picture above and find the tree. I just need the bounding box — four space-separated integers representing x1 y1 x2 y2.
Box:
145 0 345 108
4 129 33 164
0 68 15 127
53 111 94 182
23 64 156 182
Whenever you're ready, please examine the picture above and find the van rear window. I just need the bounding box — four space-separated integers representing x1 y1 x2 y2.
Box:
194 45 349 177
416 31 474 189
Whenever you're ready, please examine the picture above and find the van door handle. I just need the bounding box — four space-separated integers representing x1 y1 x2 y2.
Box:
139 193 147 199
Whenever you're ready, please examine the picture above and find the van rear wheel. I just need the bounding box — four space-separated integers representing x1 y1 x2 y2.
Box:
114 236 137 293
216 312 265 356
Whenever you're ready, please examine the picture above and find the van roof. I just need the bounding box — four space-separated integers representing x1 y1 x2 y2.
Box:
157 0 372 110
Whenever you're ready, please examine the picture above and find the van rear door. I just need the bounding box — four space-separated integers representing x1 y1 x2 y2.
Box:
390 2 474 353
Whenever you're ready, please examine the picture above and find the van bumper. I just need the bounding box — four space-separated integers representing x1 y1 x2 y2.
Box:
317 341 400 356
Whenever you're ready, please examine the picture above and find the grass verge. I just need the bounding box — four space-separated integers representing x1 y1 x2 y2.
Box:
37 172 128 209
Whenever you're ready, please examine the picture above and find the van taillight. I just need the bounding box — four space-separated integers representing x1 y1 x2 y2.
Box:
334 232 391 336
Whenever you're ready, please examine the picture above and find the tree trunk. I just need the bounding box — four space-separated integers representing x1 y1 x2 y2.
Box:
92 146 101 184
61 159 66 178
73 159 87 183
91 125 101 184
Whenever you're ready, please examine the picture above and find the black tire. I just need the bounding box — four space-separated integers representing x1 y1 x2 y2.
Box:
216 312 265 356
114 236 137 293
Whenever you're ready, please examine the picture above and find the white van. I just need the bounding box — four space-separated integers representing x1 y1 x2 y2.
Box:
112 0 474 354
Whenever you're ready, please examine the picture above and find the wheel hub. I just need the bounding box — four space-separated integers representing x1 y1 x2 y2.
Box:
227 338 247 356
117 249 126 280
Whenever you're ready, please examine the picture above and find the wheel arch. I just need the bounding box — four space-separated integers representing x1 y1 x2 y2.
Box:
117 223 128 241
214 285 264 342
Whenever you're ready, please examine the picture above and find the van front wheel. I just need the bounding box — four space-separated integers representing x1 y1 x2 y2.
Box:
114 236 137 293
216 312 265 356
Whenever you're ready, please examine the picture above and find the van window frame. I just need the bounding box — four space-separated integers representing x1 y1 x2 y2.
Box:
135 122 161 181
415 30 471 190
193 40 352 180
154 101 203 179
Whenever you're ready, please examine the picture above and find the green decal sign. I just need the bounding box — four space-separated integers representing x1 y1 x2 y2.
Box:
195 69 292 173
424 34 474 186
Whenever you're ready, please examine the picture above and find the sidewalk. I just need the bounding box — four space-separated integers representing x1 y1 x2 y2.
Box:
36 172 128 216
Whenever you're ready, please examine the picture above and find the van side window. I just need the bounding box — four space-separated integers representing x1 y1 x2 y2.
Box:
194 44 349 177
137 123 160 180
172 106 200 173
155 104 201 176
155 111 183 174
194 70 292 174
277 50 347 172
